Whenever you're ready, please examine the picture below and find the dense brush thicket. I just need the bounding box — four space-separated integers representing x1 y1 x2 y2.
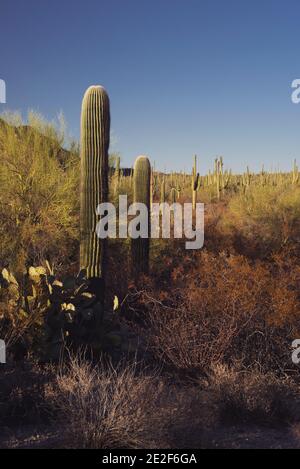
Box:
0 112 80 272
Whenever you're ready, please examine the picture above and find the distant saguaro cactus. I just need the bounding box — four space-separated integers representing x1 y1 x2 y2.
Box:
80 85 110 281
131 155 151 277
170 187 177 204
191 155 200 210
292 159 299 184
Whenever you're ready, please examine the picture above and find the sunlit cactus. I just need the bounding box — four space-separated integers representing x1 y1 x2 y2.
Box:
80 85 110 281
246 166 251 186
131 155 151 277
170 187 177 204
292 159 299 184
219 156 224 189
216 162 220 200
191 155 200 210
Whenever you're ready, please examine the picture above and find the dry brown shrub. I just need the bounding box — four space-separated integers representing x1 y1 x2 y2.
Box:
137 290 238 374
54 355 175 449
134 251 300 372
208 364 300 425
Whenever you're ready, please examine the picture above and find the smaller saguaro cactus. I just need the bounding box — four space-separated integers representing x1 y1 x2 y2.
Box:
170 187 177 204
131 155 151 278
292 159 299 184
246 166 251 186
193 154 197 176
216 159 221 200
191 155 200 210
212 157 222 200
192 172 200 208
219 156 224 188
175 181 181 200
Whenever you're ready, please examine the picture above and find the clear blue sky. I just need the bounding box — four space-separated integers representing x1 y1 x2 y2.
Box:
0 0 299 173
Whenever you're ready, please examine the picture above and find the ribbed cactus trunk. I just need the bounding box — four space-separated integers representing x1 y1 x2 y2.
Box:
80 85 110 282
131 156 151 278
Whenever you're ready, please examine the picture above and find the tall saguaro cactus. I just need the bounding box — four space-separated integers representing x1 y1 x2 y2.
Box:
80 85 110 281
131 155 151 277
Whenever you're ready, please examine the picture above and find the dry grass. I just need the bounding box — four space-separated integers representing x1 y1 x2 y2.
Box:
208 364 300 426
1 356 300 449
53 356 172 449
0 356 217 449
218 185 300 258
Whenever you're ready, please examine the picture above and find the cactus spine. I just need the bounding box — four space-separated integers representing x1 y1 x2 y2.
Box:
80 85 110 280
131 156 151 277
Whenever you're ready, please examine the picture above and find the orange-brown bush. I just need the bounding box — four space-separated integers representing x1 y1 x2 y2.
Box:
132 251 300 373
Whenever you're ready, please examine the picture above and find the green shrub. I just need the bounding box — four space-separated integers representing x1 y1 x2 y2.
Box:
0 112 80 272
224 185 300 254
